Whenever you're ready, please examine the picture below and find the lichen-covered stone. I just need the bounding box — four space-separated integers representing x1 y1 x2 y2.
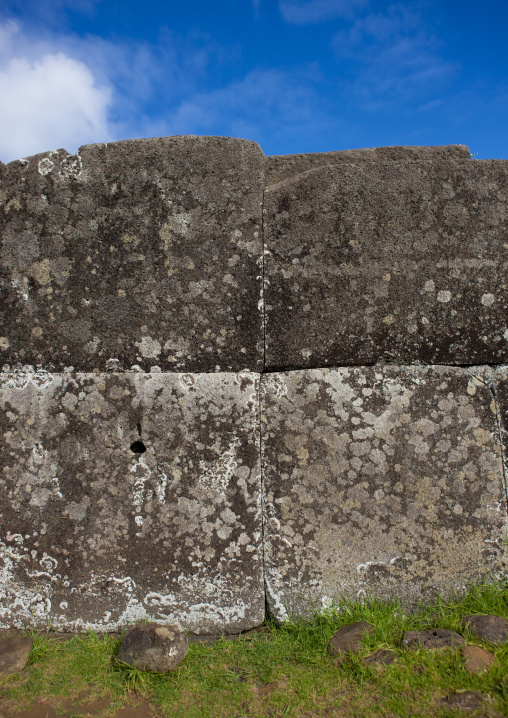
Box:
265 144 470 185
261 366 507 620
0 136 264 372
264 157 508 369
0 370 263 633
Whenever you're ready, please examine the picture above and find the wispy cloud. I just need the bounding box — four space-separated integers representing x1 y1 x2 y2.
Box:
280 0 368 24
145 66 333 153
332 5 458 108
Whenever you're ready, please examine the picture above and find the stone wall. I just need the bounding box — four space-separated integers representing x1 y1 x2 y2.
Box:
1 137 507 633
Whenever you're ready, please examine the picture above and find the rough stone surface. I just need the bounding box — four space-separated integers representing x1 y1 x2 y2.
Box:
0 370 263 633
118 623 188 672
0 136 264 373
265 144 471 185
463 614 508 644
327 621 375 656
402 629 465 649
0 636 33 675
264 156 508 369
493 368 508 497
441 691 487 711
261 365 507 620
363 648 397 666
461 645 495 673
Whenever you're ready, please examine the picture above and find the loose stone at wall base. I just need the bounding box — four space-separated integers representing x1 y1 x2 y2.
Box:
0 370 263 633
261 366 507 621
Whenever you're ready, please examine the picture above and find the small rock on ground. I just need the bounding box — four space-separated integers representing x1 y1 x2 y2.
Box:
118 623 188 673
363 648 396 667
463 614 508 644
402 629 464 649
461 645 495 674
0 636 33 676
441 691 487 711
327 621 375 656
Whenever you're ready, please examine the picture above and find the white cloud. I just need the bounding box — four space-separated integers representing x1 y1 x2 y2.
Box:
280 0 368 24
0 21 112 163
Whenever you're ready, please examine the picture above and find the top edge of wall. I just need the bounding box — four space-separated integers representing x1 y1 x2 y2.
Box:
3 136 265 170
2 137 476 169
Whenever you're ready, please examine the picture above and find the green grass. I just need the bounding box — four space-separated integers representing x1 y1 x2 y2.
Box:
2 582 508 717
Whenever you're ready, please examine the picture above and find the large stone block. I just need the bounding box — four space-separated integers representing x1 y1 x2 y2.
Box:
265 144 470 185
0 370 263 632
0 136 264 372
261 366 507 620
264 157 508 369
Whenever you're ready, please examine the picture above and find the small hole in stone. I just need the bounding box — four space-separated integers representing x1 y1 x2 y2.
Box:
130 441 146 454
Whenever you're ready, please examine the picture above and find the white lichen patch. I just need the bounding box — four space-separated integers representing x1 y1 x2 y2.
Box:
59 154 83 179
38 157 55 176
199 438 240 495
437 290 452 303
135 336 162 358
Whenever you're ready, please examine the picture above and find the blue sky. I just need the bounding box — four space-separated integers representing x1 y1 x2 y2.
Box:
0 0 507 163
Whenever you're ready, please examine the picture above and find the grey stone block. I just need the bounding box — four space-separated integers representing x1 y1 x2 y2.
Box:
261 366 507 620
0 370 263 633
265 144 471 185
264 157 508 369
0 136 264 372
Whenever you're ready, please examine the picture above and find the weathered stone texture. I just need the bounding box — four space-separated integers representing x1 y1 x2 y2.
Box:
265 144 471 185
463 614 508 644
261 366 507 620
402 629 465 649
0 137 264 372
0 370 263 632
0 636 33 675
118 623 188 672
264 157 508 369
493 367 508 493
